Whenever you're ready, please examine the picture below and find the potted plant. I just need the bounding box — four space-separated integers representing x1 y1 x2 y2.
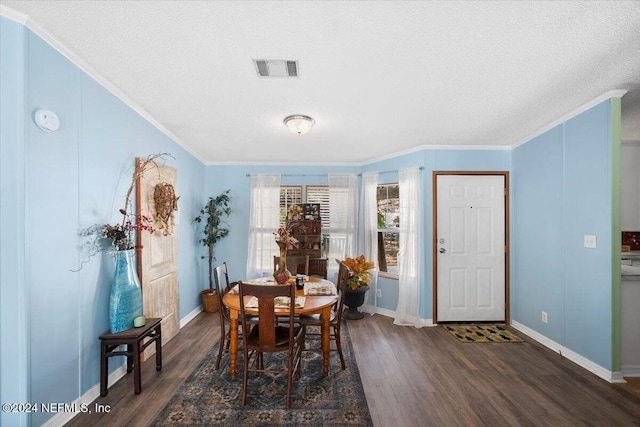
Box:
194 189 232 312
340 255 375 319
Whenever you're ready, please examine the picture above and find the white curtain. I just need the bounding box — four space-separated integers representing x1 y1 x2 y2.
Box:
360 172 379 311
246 174 281 279
328 173 357 277
360 172 379 266
394 167 423 327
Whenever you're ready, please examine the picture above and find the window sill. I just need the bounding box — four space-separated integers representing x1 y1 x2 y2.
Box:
377 272 399 280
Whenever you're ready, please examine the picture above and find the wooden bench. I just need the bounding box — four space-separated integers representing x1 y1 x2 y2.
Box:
99 317 162 396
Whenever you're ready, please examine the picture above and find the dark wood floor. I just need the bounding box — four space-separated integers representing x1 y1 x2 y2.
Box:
66 312 640 427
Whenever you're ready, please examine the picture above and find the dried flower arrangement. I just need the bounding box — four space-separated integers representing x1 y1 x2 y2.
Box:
73 152 173 270
274 224 300 249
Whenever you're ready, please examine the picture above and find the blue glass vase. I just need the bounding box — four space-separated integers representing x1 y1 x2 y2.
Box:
109 249 143 333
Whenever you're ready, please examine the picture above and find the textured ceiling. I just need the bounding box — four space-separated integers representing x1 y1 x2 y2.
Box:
2 1 640 164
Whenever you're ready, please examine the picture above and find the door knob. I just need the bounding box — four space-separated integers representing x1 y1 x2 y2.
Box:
439 248 446 253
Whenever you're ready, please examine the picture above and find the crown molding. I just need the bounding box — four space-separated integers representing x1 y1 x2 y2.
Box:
0 5 27 23
205 160 361 167
511 89 629 149
358 143 511 167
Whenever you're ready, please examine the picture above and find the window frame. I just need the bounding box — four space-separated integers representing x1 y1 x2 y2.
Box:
306 185 330 257
377 182 400 279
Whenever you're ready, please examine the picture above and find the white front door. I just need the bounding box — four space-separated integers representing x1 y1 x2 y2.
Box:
436 174 506 322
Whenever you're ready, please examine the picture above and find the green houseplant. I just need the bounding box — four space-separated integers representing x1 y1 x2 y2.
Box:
340 255 375 319
194 189 232 312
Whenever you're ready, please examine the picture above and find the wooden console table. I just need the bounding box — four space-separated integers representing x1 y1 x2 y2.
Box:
99 317 162 396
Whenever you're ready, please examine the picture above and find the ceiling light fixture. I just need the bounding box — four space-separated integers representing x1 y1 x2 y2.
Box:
283 115 315 135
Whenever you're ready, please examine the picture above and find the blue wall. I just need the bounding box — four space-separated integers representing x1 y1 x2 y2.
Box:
512 100 616 370
25 24 83 418
511 127 565 344
1 17 28 427
1 19 207 425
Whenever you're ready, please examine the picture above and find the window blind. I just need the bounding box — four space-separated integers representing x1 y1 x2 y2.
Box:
306 185 330 230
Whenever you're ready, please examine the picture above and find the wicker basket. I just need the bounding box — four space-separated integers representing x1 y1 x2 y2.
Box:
201 290 219 313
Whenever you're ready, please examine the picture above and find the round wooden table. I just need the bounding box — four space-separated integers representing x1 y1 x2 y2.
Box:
222 278 338 378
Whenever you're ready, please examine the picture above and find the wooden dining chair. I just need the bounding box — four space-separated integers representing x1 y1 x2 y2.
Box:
212 262 258 370
273 255 310 276
212 262 234 370
298 262 350 370
238 281 305 409
308 257 328 279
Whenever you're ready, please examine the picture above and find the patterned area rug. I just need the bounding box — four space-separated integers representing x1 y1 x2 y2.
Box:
445 324 523 343
151 321 373 426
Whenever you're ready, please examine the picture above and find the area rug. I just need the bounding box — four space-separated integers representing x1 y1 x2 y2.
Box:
445 324 523 343
151 321 373 426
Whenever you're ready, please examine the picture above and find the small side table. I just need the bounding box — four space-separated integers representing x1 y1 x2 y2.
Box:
99 318 162 396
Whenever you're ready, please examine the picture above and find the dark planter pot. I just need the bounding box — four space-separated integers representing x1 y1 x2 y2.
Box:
343 285 370 320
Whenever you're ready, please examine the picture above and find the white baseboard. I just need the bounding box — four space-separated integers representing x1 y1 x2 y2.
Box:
40 364 127 427
362 305 434 327
622 365 640 377
366 312 620 380
511 321 625 384
46 309 204 426
363 305 395 318
180 305 203 328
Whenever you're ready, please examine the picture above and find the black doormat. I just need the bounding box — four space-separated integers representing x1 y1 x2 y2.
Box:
151 322 373 426
445 324 523 343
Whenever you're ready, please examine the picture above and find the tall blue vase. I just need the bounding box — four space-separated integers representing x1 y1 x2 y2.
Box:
109 249 143 333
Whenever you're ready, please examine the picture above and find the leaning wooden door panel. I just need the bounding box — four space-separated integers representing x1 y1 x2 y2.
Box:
143 236 179 344
137 160 179 357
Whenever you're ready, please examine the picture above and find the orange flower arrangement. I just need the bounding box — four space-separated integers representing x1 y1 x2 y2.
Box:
341 255 375 290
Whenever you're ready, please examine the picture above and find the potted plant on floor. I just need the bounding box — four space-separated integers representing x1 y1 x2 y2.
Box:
194 189 231 312
340 255 375 320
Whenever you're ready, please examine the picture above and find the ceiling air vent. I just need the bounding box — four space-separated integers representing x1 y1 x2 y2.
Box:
253 59 298 78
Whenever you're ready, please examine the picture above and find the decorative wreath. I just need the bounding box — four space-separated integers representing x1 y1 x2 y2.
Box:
153 182 179 235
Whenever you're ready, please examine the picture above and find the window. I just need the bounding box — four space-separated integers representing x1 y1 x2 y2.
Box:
278 185 331 257
279 186 302 225
247 174 281 278
377 183 399 274
306 186 329 229
306 185 330 257
278 184 357 260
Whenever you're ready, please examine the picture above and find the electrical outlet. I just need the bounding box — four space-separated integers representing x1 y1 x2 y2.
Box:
584 235 597 249
376 289 382 298
542 311 548 324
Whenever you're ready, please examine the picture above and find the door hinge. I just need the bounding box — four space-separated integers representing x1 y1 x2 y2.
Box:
504 188 507 196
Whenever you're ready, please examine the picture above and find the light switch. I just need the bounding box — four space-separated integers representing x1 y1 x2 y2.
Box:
584 235 597 249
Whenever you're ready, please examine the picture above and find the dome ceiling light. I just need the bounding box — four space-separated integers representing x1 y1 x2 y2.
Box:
283 115 315 136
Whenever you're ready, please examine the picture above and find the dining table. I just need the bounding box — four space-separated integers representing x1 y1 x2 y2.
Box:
222 276 339 378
